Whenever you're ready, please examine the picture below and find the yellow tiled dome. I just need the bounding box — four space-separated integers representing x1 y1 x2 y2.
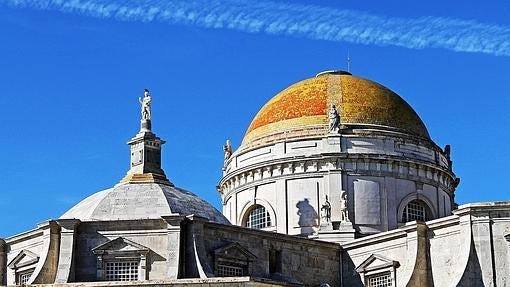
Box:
242 71 429 148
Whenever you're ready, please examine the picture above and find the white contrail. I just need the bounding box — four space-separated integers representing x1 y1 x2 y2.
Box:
4 0 510 56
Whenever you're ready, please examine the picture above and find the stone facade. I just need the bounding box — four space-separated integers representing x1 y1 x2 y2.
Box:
1 215 340 286
2 202 508 286
341 202 510 287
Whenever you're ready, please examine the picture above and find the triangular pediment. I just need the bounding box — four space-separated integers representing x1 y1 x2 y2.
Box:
355 254 399 273
214 242 257 262
7 250 39 269
92 237 149 255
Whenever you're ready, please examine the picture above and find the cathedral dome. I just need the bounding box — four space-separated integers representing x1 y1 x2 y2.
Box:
60 183 230 224
60 89 229 225
242 71 430 148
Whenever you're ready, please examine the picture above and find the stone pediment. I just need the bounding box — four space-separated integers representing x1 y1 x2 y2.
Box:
91 237 149 255
213 242 257 262
7 249 39 269
355 254 400 273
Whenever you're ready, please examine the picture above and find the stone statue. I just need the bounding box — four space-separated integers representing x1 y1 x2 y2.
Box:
454 177 461 188
223 139 232 163
340 190 349 222
328 104 340 133
139 89 152 120
320 195 331 224
444 144 451 159
444 144 453 169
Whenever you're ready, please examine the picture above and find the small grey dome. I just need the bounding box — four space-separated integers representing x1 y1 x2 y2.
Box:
60 183 230 224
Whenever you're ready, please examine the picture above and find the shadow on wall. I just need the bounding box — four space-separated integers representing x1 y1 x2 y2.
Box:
296 199 318 235
456 239 484 286
341 252 363 287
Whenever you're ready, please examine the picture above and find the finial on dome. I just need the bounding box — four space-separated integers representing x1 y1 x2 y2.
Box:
347 50 351 73
139 88 152 132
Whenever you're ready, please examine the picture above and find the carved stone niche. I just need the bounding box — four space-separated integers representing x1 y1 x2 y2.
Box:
7 249 39 285
355 254 400 287
91 237 150 281
212 242 257 277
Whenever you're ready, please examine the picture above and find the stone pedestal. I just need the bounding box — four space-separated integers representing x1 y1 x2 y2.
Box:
318 221 355 244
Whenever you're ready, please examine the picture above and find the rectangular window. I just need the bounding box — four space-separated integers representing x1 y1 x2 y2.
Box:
367 273 392 287
216 264 243 277
18 271 33 285
105 261 139 281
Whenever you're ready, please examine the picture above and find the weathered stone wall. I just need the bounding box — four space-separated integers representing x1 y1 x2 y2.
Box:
341 202 510 287
197 221 341 286
4 227 45 285
73 219 172 282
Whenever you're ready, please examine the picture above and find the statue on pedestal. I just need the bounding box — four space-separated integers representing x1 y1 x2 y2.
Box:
328 104 340 133
320 195 332 224
340 190 349 222
223 140 232 164
139 89 152 120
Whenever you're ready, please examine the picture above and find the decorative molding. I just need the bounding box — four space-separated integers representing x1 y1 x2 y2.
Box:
355 253 400 287
92 237 150 281
355 253 400 273
220 155 456 195
7 250 39 270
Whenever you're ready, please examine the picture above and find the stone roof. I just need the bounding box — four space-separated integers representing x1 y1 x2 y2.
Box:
60 182 229 224
242 71 430 148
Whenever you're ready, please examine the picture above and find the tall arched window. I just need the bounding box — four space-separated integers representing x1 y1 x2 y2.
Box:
401 200 429 223
245 205 271 229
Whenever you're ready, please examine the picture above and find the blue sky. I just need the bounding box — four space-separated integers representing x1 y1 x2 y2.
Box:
1 0 510 237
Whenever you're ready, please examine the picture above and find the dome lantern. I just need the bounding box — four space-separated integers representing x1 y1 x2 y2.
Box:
120 89 172 185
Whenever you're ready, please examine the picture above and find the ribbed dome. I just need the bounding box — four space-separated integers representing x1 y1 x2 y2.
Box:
242 72 429 148
60 182 230 224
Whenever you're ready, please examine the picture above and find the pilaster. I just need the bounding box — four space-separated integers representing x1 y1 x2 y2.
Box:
162 216 185 279
55 219 81 283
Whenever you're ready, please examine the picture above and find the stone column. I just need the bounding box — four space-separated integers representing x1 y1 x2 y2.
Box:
0 238 6 286
162 215 184 279
470 210 496 287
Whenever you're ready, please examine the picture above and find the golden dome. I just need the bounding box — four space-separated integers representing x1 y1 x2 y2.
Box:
242 71 429 148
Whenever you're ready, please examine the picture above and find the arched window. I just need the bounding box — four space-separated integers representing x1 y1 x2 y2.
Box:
245 205 271 229
401 200 429 223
